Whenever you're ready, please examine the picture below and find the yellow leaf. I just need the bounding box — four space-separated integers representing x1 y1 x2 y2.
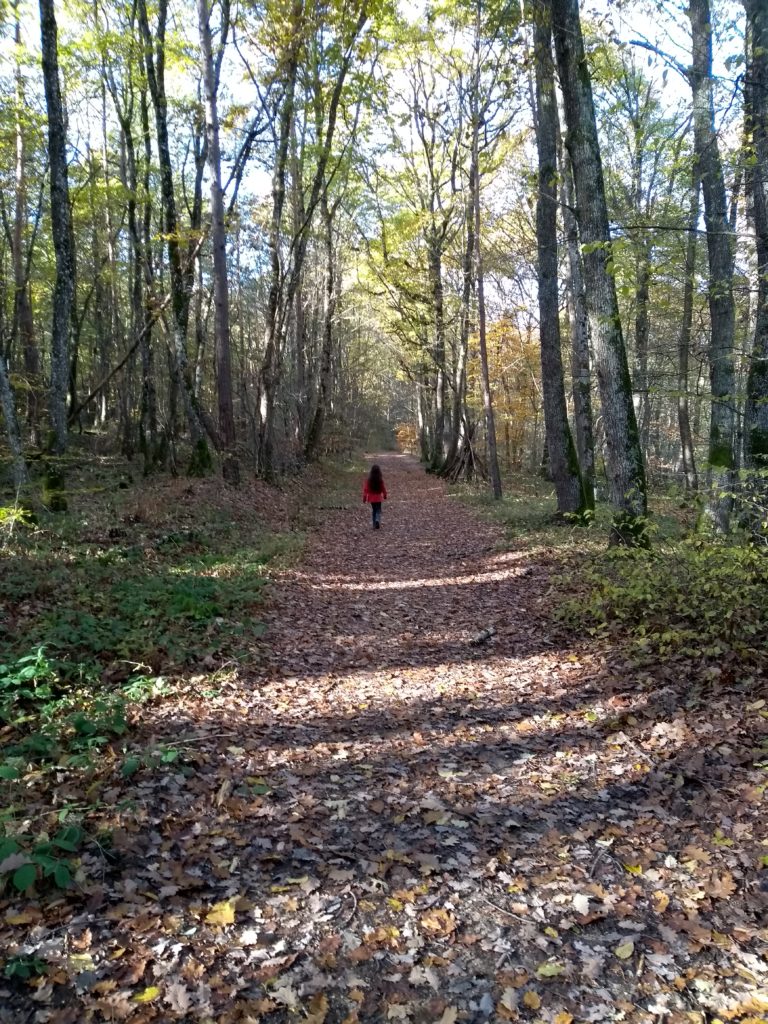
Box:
133 986 161 1003
387 898 404 912
614 941 635 960
712 830 734 847
554 1014 574 1024
623 863 643 875
205 898 236 926
5 911 37 925
544 926 559 938
536 961 564 978
523 990 541 1009
653 890 670 913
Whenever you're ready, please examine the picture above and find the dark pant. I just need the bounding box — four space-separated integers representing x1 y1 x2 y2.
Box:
370 502 382 527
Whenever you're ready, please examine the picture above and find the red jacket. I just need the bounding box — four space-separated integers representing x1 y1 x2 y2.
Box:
363 477 387 502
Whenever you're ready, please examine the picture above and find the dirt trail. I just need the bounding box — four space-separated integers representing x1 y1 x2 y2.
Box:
8 455 766 1023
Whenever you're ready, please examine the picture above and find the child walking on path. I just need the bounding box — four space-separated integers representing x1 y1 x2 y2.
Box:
362 464 387 529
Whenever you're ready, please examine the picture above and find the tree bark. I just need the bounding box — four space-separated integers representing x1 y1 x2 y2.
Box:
138 0 214 473
678 176 700 492
39 0 74 463
427 233 447 470
560 146 595 506
633 251 651 453
551 0 647 542
0 352 29 490
442 190 473 475
532 5 585 515
197 0 238 484
12 3 40 446
689 0 737 532
744 0 768 490
472 0 501 499
304 193 337 460
259 1 301 480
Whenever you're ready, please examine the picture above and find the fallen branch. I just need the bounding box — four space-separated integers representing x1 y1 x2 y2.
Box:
469 626 496 647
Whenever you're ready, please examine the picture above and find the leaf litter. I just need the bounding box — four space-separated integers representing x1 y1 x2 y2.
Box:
1 453 767 1022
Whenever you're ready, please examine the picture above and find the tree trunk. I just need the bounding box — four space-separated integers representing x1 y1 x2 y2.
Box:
12 3 40 447
633 251 651 453
39 0 74 468
744 0 768 495
138 0 214 474
678 176 699 492
472 0 502 500
0 352 29 490
551 0 647 542
532 4 585 516
304 194 336 460
197 0 238 484
689 0 737 532
259 16 300 480
558 133 595 505
442 192 473 475
428 233 447 470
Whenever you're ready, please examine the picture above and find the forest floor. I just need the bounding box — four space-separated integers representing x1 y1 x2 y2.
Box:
1 452 767 1024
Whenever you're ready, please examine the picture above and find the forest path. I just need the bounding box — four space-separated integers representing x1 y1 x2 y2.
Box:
256 451 556 698
19 456 765 1023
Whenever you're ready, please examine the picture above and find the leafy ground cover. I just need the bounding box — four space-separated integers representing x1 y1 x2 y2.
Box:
0 454 767 1023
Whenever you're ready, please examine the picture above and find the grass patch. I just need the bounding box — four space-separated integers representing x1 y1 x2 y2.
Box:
451 473 692 549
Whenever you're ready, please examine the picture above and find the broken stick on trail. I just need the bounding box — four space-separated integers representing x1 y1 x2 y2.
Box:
2 453 766 1023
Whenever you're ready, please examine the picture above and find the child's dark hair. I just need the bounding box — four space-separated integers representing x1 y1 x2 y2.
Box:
368 464 383 490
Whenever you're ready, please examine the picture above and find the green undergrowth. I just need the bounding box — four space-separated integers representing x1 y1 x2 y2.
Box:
0 458 308 900
453 473 690 550
559 538 768 669
457 472 767 673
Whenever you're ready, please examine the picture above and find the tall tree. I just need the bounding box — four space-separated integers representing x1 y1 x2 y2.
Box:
743 0 768 498
678 175 700 492
0 353 29 490
530 2 585 515
472 0 501 499
197 0 238 483
39 0 74 465
550 0 647 542
11 1 40 446
689 0 737 532
138 0 215 473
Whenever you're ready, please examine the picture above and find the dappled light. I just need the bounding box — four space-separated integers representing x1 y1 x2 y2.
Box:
3 455 765 1023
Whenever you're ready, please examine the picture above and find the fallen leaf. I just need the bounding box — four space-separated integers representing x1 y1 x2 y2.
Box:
306 992 329 1024
522 990 541 1009
436 1008 458 1024
536 961 564 978
133 986 160 1003
205 898 236 926
614 941 635 960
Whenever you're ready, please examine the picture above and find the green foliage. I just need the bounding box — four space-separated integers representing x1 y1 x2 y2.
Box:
560 540 768 663
0 825 86 894
120 744 180 778
3 955 47 980
0 505 35 540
